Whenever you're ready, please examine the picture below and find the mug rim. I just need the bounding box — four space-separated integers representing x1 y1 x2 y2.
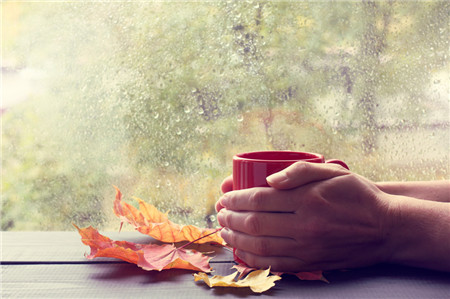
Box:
233 150 324 163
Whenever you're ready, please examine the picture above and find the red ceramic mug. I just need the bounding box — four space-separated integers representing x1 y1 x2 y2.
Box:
233 151 349 190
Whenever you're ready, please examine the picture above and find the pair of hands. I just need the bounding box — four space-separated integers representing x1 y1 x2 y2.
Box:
215 162 393 272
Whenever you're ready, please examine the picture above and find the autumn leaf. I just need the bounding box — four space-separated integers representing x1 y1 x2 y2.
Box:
75 224 141 263
113 186 224 245
232 247 328 282
74 224 212 272
77 186 327 291
232 263 328 283
232 264 256 280
292 270 329 282
194 268 281 293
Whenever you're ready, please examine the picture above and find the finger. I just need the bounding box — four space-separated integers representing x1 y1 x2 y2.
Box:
266 161 350 190
234 249 308 273
216 175 233 212
217 209 297 238
215 201 222 213
235 249 354 272
221 175 233 193
220 228 298 257
218 187 299 212
215 201 224 213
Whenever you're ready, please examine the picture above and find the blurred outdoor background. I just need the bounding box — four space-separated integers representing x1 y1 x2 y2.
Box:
2 1 449 231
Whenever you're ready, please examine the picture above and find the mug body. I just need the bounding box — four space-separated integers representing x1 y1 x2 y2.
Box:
232 151 325 190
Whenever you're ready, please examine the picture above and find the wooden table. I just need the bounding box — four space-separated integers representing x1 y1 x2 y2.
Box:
2 231 449 298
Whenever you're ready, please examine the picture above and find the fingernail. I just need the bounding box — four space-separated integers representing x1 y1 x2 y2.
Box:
266 171 288 185
220 227 230 238
217 209 226 226
220 195 230 207
233 249 247 265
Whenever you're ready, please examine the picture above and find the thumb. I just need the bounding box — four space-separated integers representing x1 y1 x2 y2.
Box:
266 161 350 190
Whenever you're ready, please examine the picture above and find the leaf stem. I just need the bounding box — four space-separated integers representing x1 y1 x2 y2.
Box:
178 228 223 250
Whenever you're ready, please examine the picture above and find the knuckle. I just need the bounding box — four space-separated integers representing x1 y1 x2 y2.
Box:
241 252 256 268
289 161 309 176
253 238 271 255
248 190 264 210
244 213 261 235
224 211 233 226
226 230 237 246
223 193 235 207
329 162 350 173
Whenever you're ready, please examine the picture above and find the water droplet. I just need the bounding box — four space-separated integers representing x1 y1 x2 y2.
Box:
196 126 207 134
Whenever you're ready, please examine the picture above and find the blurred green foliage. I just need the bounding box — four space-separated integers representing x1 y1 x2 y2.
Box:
2 1 449 230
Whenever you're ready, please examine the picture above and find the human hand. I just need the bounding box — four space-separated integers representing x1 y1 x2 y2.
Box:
216 162 392 272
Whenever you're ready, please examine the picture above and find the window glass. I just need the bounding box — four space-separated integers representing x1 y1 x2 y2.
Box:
2 1 449 230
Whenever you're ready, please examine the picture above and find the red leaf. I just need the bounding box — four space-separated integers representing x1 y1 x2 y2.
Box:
74 224 212 272
137 243 212 272
293 271 329 283
74 224 141 264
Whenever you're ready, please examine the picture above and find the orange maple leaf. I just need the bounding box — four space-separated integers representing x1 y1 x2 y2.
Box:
74 224 212 272
113 186 224 245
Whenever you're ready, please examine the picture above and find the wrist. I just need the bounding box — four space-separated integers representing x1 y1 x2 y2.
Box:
376 181 450 202
383 194 450 271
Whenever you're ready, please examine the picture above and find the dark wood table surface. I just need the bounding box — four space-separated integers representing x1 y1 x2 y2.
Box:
2 231 449 298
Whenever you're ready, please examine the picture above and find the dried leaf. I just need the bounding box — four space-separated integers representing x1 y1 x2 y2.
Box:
75 224 141 264
74 224 212 272
138 243 212 272
232 263 328 283
232 264 255 280
113 186 224 245
194 268 281 293
293 270 329 283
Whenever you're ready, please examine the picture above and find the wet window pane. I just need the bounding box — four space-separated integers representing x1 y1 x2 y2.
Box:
2 1 449 230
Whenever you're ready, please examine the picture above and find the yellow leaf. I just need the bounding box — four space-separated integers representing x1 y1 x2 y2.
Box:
232 263 328 282
194 268 281 293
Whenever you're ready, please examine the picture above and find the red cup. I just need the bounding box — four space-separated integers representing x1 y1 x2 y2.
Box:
233 151 349 190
